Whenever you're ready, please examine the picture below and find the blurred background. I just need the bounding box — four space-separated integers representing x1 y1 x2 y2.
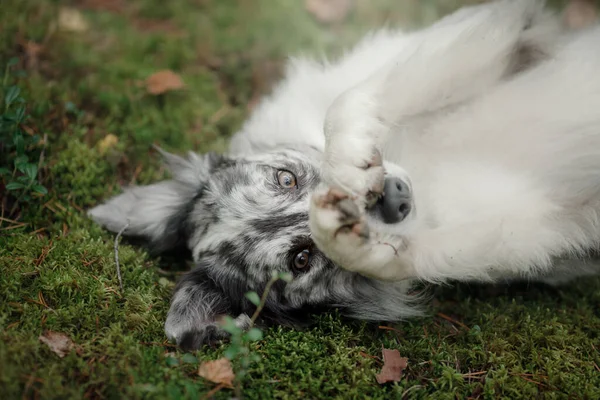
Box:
2 1 600 399
1 1 590 158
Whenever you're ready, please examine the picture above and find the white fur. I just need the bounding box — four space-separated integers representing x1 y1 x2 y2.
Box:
231 0 600 285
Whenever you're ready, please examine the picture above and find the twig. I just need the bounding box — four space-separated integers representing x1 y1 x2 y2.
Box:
514 375 547 387
201 383 226 400
378 325 403 334
114 220 130 292
436 312 469 330
249 275 280 326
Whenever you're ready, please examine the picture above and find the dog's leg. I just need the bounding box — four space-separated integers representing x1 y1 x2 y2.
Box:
321 0 558 199
164 267 251 351
310 186 599 282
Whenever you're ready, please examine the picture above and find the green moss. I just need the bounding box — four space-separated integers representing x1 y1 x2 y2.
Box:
1 0 599 398
50 141 113 207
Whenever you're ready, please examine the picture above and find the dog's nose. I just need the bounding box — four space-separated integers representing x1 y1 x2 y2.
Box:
377 177 412 224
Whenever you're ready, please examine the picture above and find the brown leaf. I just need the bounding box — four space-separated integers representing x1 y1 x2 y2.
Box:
375 348 408 385
305 0 353 24
58 7 89 32
23 41 43 70
564 0 598 29
198 358 235 388
97 133 119 154
145 70 185 95
39 331 74 358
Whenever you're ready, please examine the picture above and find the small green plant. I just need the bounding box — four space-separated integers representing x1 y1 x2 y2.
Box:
1 58 47 214
221 271 293 398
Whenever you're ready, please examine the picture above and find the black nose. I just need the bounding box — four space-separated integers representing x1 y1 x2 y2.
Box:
376 177 412 224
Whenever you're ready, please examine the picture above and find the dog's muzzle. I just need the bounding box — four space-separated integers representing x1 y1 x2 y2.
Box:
373 177 412 224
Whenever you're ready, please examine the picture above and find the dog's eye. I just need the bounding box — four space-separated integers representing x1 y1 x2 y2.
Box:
293 249 311 270
277 170 297 189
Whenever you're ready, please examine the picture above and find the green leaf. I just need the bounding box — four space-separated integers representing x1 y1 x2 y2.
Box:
24 163 37 180
13 133 25 154
245 291 260 306
0 167 10 175
245 328 263 342
183 382 199 399
14 105 26 123
181 353 198 364
14 154 28 165
4 86 21 108
278 272 293 283
223 346 239 360
221 316 242 336
5 181 25 190
7 57 19 67
32 184 47 195
165 357 179 367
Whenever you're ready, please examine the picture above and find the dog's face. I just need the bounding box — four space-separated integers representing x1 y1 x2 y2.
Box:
89 146 418 350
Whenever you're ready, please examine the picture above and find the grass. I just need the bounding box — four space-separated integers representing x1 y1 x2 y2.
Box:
1 0 599 398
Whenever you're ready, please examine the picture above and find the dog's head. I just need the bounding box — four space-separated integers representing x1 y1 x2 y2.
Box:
89 146 419 350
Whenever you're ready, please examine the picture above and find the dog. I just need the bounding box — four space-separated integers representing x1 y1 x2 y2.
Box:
89 0 600 351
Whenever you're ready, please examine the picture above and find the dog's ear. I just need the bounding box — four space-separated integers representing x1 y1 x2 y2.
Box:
88 148 225 252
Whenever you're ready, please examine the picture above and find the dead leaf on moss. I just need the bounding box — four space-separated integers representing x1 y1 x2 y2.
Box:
375 348 408 384
305 0 353 24
564 0 597 29
97 133 119 154
146 70 185 95
198 358 235 388
22 41 43 69
58 8 89 32
39 331 74 358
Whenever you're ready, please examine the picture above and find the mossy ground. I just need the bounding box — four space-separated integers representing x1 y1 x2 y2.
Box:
1 0 599 399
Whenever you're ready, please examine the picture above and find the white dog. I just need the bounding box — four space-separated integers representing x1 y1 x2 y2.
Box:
304 0 600 285
90 0 600 350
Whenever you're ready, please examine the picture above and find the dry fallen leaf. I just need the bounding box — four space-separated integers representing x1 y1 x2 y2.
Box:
58 8 89 33
198 358 235 388
39 331 74 358
145 70 185 95
305 0 353 24
376 348 408 384
97 133 119 154
23 41 43 69
564 0 598 29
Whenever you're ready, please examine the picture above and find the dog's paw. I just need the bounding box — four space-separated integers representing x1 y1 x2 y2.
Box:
323 145 385 206
310 186 416 281
310 187 369 241
165 313 251 351
309 187 377 270
322 90 386 203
